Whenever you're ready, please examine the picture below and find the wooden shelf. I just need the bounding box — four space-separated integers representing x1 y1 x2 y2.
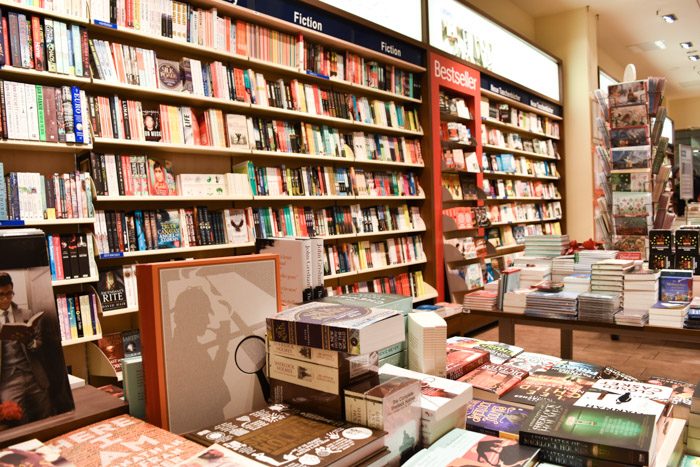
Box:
0 1 88 24
92 137 242 156
414 283 439 303
482 196 562 202
490 217 562 227
96 195 252 202
354 158 424 169
62 333 103 347
482 171 559 181
482 117 560 140
0 218 95 227
440 112 473 124
0 139 91 152
253 195 354 201
52 276 99 287
249 150 423 169
482 143 558 160
0 66 91 86
97 242 255 259
323 227 427 241
102 306 139 317
355 194 425 201
481 88 563 121
485 244 525 259
324 259 427 280
441 140 476 149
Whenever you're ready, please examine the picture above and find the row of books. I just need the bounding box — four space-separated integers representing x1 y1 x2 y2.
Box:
95 329 141 375
444 201 563 230
1 9 89 77
253 203 424 239
1 81 87 143
482 153 559 178
483 126 558 157
89 1 419 98
440 121 472 145
56 291 102 342
79 154 251 198
482 179 560 200
489 223 562 247
47 232 98 281
439 91 472 119
7 0 87 18
93 207 254 255
481 97 561 138
325 270 428 300
238 161 421 198
2 170 93 220
441 148 479 172
324 235 426 276
442 174 477 201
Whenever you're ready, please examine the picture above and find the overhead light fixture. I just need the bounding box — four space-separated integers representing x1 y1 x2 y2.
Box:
681 41 693 49
654 40 667 49
689 55 700 61
662 13 677 23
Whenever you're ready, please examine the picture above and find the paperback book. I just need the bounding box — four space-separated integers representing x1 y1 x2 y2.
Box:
465 399 531 441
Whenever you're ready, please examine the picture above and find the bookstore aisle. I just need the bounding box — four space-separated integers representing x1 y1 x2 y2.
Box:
2 0 700 466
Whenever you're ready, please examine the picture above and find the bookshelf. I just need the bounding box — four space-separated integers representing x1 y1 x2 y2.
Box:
0 0 433 380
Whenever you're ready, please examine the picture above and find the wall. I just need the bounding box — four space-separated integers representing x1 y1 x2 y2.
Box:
597 49 624 84
668 97 700 130
466 0 535 41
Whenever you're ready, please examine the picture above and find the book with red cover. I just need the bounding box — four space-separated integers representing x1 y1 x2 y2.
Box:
445 346 490 380
458 363 528 401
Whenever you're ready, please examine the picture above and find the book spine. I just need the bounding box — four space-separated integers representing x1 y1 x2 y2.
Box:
519 431 648 466
267 353 343 395
71 85 83 143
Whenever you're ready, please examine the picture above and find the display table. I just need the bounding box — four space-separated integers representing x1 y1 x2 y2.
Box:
465 309 700 359
0 385 128 447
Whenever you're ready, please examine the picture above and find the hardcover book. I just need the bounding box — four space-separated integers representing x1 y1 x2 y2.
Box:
157 58 183 92
147 159 176 196
142 104 162 141
465 399 531 441
225 114 250 149
96 266 127 311
155 209 181 248
266 301 404 355
645 376 695 418
187 405 386 467
520 400 656 465
659 276 692 302
458 363 529 401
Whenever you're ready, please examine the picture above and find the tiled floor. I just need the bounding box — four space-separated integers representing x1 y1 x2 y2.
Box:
474 324 700 383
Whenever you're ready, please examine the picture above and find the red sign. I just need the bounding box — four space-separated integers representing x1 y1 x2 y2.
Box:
432 55 480 94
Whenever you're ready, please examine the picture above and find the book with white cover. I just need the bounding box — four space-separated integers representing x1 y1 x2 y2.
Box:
408 312 447 377
575 391 665 421
591 379 673 402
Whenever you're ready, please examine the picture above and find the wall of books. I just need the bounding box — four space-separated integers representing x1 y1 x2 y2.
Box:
0 0 437 380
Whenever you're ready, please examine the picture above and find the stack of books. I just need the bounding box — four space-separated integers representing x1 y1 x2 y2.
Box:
616 269 659 326
503 289 532 314
574 250 618 273
689 384 700 456
265 301 404 419
649 301 690 328
497 267 521 310
524 290 580 319
404 429 539 466
577 292 622 322
379 364 473 447
446 336 523 364
551 255 576 282
445 345 490 380
590 258 635 297
463 290 497 312
518 265 552 289
563 273 591 293
458 363 529 402
687 298 700 329
523 234 570 257
408 312 447 377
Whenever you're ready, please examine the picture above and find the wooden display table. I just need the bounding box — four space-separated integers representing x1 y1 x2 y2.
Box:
0 385 128 447
466 309 700 359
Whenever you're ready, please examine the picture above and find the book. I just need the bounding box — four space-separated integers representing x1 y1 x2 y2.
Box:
573 390 666 421
645 376 695 419
519 399 657 465
446 336 523 364
0 310 43 341
465 399 531 441
96 332 125 375
225 114 250 149
500 366 597 409
142 104 161 141
407 311 446 377
186 405 386 466
157 58 183 91
504 352 561 374
147 159 176 195
155 209 181 248
445 346 490 380
266 301 404 355
96 267 128 311
457 363 529 401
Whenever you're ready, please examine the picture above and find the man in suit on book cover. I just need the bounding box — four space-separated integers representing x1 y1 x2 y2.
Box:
0 272 52 423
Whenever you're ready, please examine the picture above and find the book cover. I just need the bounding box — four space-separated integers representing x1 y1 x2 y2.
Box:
96 332 125 374
157 58 183 92
225 114 250 149
645 376 695 417
504 352 561 374
659 276 692 302
551 360 603 379
465 399 531 441
266 301 404 355
600 366 638 382
574 391 665 420
520 399 656 465
445 346 490 380
147 159 176 196
591 379 673 401
500 367 596 408
122 329 141 358
142 104 161 142
458 363 529 400
96 267 127 311
155 209 181 249
447 336 524 365
187 405 385 466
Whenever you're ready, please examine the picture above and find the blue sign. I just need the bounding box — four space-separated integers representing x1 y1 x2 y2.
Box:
481 74 562 117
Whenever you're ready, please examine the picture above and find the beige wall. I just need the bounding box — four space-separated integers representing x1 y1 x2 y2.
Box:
668 97 700 130
466 0 535 41
535 8 598 241
597 49 624 84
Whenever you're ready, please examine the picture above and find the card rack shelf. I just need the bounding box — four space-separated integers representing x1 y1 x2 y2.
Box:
0 0 435 380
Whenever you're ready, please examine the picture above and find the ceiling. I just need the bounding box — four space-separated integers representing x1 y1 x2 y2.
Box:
508 0 700 100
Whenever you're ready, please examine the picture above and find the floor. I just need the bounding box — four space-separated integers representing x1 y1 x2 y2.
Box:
474 324 700 383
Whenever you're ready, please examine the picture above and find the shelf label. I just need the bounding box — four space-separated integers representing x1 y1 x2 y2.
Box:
481 75 562 117
431 53 480 94
0 220 25 226
99 252 124 259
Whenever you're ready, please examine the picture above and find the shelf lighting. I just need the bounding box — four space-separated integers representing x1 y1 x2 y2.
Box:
654 40 667 49
662 14 677 23
689 55 700 61
681 41 693 49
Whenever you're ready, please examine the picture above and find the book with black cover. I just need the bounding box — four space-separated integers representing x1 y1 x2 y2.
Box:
97 267 127 311
465 399 531 441
520 400 656 465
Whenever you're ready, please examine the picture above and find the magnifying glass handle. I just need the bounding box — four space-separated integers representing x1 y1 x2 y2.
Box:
256 369 271 401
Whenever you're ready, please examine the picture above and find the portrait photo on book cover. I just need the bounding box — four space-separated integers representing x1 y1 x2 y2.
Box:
0 267 74 428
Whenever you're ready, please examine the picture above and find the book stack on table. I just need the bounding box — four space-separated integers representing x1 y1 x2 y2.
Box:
616 269 659 326
551 254 576 282
574 249 618 273
524 290 580 320
577 291 622 322
689 384 700 456
686 299 700 329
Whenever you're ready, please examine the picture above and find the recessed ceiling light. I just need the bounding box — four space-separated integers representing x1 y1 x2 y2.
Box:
654 40 667 49
662 14 677 23
681 41 693 49
689 55 700 61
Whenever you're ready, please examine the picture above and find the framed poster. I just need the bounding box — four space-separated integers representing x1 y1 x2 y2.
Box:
137 255 280 434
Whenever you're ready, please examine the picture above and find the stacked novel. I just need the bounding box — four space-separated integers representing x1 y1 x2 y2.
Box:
344 374 421 465
649 301 690 328
458 363 528 402
502 288 532 314
518 265 552 289
445 345 489 380
408 311 447 377
574 249 618 273
590 258 635 298
650 269 692 328
465 399 531 441
378 364 472 447
504 352 561 374
524 290 580 319
552 255 576 282
403 428 539 466
462 290 497 312
266 301 404 419
577 292 622 322
616 269 659 326
689 384 700 456
446 337 523 364
523 234 570 257
563 273 591 293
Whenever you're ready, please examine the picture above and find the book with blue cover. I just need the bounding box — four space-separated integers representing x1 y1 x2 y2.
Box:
155 209 181 249
466 399 531 440
659 275 692 303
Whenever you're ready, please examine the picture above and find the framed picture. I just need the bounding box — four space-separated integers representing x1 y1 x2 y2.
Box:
137 255 280 434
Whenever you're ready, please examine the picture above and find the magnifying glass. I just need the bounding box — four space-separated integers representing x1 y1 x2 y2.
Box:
234 335 270 401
